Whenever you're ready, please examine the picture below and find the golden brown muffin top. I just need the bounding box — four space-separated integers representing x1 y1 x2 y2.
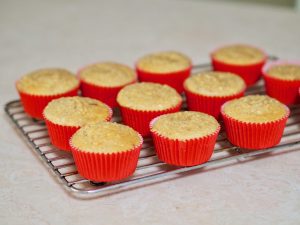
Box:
267 64 300 81
137 51 191 73
70 122 142 153
117 82 182 111
223 95 287 123
184 72 246 96
151 111 219 140
44 96 111 126
79 62 137 87
212 44 265 65
17 68 79 95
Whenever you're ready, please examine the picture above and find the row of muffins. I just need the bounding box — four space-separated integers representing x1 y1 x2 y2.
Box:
15 44 298 182
17 44 300 120
42 94 288 182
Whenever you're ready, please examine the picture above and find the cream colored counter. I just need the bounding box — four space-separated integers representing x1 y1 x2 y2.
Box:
0 0 300 224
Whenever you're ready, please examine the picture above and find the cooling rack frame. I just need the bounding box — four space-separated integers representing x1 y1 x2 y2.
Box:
5 61 300 198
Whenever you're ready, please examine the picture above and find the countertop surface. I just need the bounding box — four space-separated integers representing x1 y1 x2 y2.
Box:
1 0 300 224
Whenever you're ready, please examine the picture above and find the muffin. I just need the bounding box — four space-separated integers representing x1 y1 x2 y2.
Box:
136 51 192 93
150 111 220 166
221 95 289 150
70 122 143 182
16 68 79 119
263 61 300 105
43 96 112 151
211 44 267 86
117 82 182 136
78 62 137 107
184 71 246 119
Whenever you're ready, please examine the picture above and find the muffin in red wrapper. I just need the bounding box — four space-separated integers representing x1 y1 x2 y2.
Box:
262 60 300 105
16 68 79 119
70 122 143 182
211 44 267 86
221 95 289 150
150 111 220 166
184 71 246 119
117 82 182 137
78 62 137 108
43 96 112 151
136 51 192 93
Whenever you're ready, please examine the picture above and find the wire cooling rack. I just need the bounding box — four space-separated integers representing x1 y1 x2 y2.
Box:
5 62 300 198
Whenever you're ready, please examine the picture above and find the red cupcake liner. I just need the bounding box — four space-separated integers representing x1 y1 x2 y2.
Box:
70 134 143 182
211 47 267 86
221 105 290 150
150 117 220 166
119 101 182 137
136 65 192 93
262 60 300 105
184 87 245 119
79 79 136 108
43 106 113 152
44 119 80 151
17 84 79 119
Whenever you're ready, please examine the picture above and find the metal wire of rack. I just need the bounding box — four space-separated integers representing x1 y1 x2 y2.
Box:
5 62 300 198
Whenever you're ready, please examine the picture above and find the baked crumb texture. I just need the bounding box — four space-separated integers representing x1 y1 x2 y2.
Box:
212 44 265 65
17 68 79 95
263 62 300 105
79 62 137 108
137 51 191 74
184 71 245 97
150 111 220 166
184 72 245 118
211 44 266 87
79 62 137 87
221 95 289 150
44 96 112 127
71 122 141 153
117 82 182 136
70 122 143 182
117 82 182 111
43 97 112 151
136 51 192 93
267 64 300 81
16 68 79 119
223 95 287 123
151 111 219 140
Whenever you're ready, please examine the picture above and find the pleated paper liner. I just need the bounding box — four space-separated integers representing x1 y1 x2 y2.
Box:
136 65 192 93
119 101 182 137
150 116 221 166
16 84 79 119
211 47 267 87
184 87 245 119
262 60 300 105
70 133 143 182
43 105 113 152
79 79 136 108
221 104 290 150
